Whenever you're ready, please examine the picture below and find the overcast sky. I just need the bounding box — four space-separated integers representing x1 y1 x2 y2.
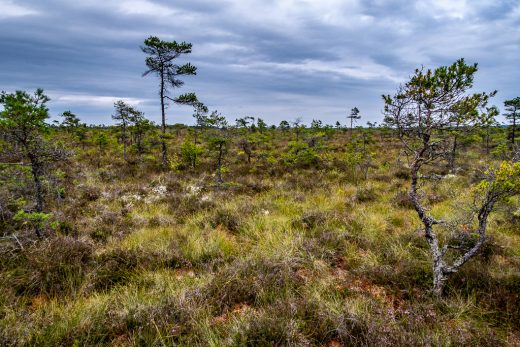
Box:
0 0 519 125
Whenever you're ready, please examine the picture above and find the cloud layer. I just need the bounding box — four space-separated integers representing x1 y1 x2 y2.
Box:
0 0 519 125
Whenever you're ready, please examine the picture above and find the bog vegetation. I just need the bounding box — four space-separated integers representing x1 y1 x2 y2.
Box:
1 39 520 346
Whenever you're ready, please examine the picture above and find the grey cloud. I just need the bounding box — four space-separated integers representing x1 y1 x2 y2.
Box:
0 0 518 125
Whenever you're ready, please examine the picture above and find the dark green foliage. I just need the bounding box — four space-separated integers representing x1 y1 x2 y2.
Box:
93 132 109 152
112 100 132 159
347 106 361 135
283 141 320 168
236 116 255 130
504 97 520 146
279 120 290 131
257 118 267 132
0 89 49 132
60 110 80 130
206 112 230 184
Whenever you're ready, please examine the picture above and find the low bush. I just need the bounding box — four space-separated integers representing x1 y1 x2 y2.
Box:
355 185 378 202
167 194 216 222
89 210 134 242
283 141 321 169
202 258 305 314
393 190 415 209
206 206 243 233
11 236 93 297
292 210 328 230
301 229 349 263
230 297 371 346
91 248 141 291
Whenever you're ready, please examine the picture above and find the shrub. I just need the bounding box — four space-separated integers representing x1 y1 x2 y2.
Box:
202 258 304 314
426 192 446 204
78 184 101 202
180 139 203 169
301 229 349 263
94 292 202 345
167 194 216 222
206 207 242 233
11 236 93 297
292 210 328 230
281 171 322 191
89 210 134 242
283 141 320 169
231 307 307 346
230 297 370 346
355 185 378 202
91 248 141 291
393 190 414 209
366 259 432 292
233 176 272 194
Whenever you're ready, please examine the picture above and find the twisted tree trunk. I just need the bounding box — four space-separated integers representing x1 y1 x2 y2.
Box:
410 158 498 296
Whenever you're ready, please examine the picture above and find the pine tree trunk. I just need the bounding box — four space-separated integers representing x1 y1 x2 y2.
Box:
410 162 446 296
432 267 447 296
449 134 458 171
160 71 168 166
485 128 490 154
217 143 223 185
123 125 127 161
513 116 516 147
29 153 43 238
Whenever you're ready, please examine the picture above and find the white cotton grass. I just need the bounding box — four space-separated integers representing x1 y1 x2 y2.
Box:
187 184 202 195
144 185 168 204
